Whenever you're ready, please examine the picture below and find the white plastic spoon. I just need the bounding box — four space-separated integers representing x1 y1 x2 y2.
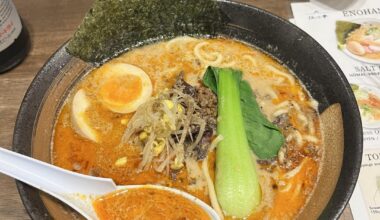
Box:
0 147 220 220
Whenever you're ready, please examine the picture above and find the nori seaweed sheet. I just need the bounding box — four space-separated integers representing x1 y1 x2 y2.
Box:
335 20 361 45
67 0 226 63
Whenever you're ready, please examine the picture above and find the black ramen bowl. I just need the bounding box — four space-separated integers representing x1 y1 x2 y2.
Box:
12 1 362 219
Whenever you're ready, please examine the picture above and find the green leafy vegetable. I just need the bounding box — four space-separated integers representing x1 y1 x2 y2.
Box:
67 0 226 63
350 83 359 91
207 67 261 218
335 20 361 45
203 67 284 159
240 81 285 159
366 27 380 36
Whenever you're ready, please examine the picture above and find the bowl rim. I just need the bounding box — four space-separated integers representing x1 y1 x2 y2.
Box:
12 1 363 220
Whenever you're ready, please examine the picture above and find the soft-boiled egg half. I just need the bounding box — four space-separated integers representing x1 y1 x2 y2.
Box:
97 63 152 114
71 89 98 142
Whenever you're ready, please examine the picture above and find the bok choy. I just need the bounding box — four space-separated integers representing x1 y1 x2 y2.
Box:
203 67 284 217
203 67 261 217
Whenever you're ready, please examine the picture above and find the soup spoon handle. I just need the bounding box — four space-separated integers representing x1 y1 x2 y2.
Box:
0 147 117 194
0 147 221 220
0 147 121 219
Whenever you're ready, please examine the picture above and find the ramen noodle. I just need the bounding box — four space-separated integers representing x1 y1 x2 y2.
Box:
52 37 322 219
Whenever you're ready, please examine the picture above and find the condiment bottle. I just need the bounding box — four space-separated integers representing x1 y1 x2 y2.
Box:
0 0 29 73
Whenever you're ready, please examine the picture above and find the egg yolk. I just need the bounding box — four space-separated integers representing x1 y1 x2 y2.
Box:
99 74 142 105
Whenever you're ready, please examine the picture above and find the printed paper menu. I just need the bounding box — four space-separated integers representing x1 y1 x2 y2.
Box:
291 1 380 219
352 148 380 219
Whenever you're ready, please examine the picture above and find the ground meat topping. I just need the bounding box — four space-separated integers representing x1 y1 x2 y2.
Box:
173 74 217 160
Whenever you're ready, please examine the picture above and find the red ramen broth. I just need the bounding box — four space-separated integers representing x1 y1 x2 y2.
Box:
93 187 211 220
52 37 322 219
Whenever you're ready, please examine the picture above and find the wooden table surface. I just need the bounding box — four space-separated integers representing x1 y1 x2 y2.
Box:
0 0 354 219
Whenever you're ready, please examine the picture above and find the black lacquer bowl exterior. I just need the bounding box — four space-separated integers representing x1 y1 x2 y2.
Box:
13 1 362 219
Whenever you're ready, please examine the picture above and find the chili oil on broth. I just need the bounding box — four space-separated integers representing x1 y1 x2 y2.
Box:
52 37 322 219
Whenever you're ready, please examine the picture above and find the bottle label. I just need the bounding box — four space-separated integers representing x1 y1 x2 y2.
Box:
0 0 22 52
